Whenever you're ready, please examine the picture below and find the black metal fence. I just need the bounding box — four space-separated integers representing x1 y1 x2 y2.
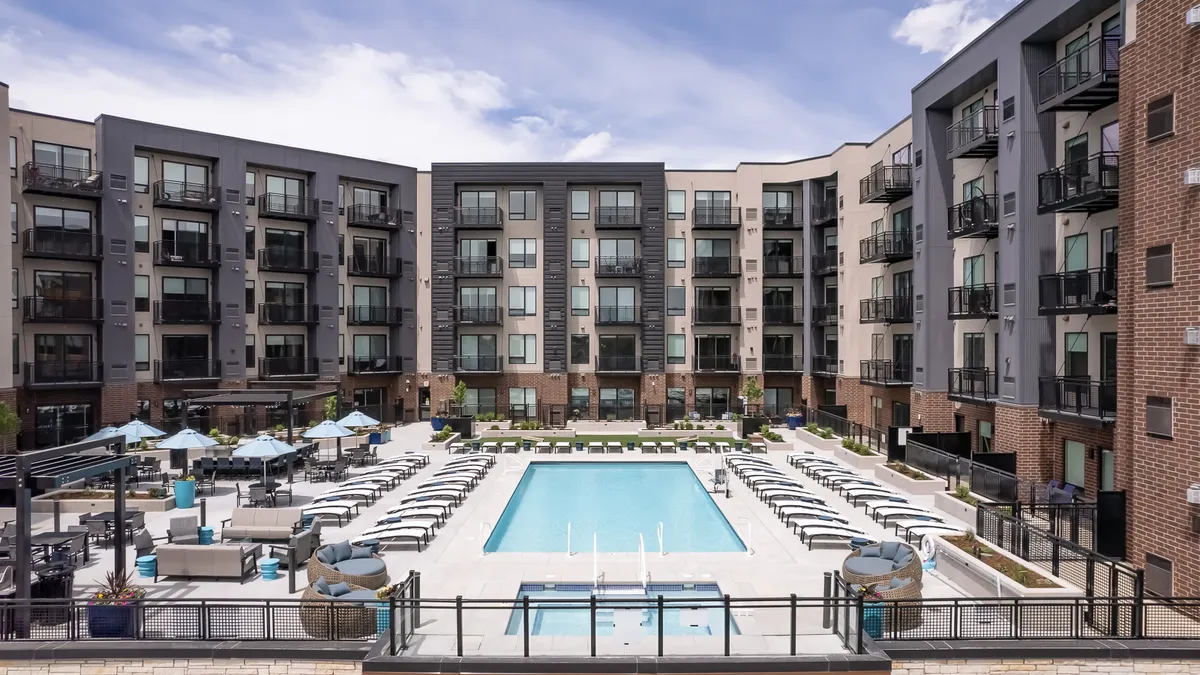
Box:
904 440 1026 503
798 404 886 454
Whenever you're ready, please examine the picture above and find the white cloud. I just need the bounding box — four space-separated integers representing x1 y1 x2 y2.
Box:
167 24 233 51
893 0 1006 60
564 131 612 161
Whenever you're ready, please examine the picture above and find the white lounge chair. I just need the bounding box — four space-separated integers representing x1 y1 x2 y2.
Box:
502 442 519 453
694 442 712 453
760 488 815 504
387 498 455 515
535 442 552 454
406 484 469 498
640 441 657 454
770 497 831 514
902 524 964 544
749 443 768 454
341 475 398 488
302 501 359 525
606 442 623 453
436 464 487 475
320 486 383 502
554 442 571 454
401 488 466 504
377 506 449 526
862 497 913 514
448 442 469 454
741 469 788 481
892 515 947 533
787 514 852 531
446 457 492 468
588 442 604 454
417 477 475 491
872 505 936 525
826 476 880 490
659 442 677 453
354 522 436 550
844 487 903 505
796 523 872 549
777 504 840 521
715 442 731 454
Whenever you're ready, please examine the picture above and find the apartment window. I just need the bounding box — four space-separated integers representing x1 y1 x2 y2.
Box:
34 206 92 235
571 190 590 219
245 280 255 309
339 284 345 314
571 239 589 267
1147 94 1174 141
133 215 149 253
571 334 589 365
1065 333 1088 377
134 156 149 193
1147 396 1174 438
892 144 912 165
8 137 14 176
246 334 255 364
695 191 732 216
667 238 685 268
244 226 254 259
1002 96 1016 121
1147 244 1173 286
510 388 537 418
508 190 537 220
667 190 686 219
245 171 255 205
338 334 344 366
353 334 387 361
571 286 589 315
1063 440 1086 488
162 219 209 253
459 190 497 213
570 387 589 411
509 286 537 317
265 334 305 360
509 238 537 268
134 275 149 312
10 202 15 244
338 184 345 215
33 142 90 171
509 335 537 364
870 396 882 429
134 334 149 371
667 334 685 364
978 420 993 453
163 160 208 188
266 175 305 200
160 336 209 372
667 286 685 316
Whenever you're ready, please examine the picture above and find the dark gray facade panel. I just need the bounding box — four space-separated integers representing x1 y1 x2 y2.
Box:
801 180 814 376
912 108 955 391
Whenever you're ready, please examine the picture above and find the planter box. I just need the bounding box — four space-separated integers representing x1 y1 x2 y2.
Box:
422 432 462 453
478 428 577 439
873 464 943 496
763 439 792 452
797 429 843 451
638 428 739 439
834 445 886 469
33 493 176 513
933 535 1081 600
934 491 982 525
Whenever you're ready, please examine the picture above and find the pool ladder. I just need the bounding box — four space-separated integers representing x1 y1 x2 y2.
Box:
479 521 493 557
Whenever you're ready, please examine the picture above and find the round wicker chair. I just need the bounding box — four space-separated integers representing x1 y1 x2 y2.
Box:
307 552 389 589
299 583 379 639
842 544 923 588
870 579 923 632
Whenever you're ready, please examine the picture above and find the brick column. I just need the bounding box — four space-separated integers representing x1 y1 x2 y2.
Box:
911 389 953 432
994 404 1049 481
100 383 140 426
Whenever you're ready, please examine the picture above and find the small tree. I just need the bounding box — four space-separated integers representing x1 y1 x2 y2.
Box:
741 376 764 405
0 402 19 455
451 380 468 411
324 395 338 421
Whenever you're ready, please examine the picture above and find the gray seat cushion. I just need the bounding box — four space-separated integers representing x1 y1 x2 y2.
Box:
889 576 914 589
845 557 895 576
337 590 380 601
880 542 902 559
333 558 386 577
895 552 914 568
316 546 336 565
350 546 374 559
859 545 882 558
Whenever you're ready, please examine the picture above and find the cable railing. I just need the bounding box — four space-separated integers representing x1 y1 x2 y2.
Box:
946 106 998 158
763 255 804 276
947 194 999 238
1038 35 1121 107
1037 152 1120 213
594 206 642 227
1038 268 1117 314
692 256 742 276
594 305 641 324
258 193 320 220
1039 376 1117 421
761 206 798 228
692 305 741 324
692 206 742 228
594 256 643 276
948 367 998 403
858 165 913 203
154 241 221 267
153 180 221 209
454 207 504 227
858 231 912 263
22 297 103 322
947 283 998 319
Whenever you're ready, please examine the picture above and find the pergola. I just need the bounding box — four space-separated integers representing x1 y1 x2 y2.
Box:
182 388 337 447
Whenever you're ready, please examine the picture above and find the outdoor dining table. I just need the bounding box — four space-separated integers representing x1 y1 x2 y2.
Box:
29 532 89 564
250 481 282 493
82 512 137 526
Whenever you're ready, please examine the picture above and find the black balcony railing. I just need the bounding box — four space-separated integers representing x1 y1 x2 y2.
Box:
595 206 642 228
812 250 838 276
347 305 405 325
1038 35 1120 113
859 165 913 204
347 254 403 277
811 198 837 225
948 194 999 239
154 300 222 324
947 283 999 319
258 247 320 273
1039 376 1116 422
812 355 839 376
155 359 221 382
596 355 639 372
154 241 221 267
22 297 103 323
153 180 221 211
692 256 742 277
763 355 803 372
692 305 742 324
693 355 740 372
692 207 741 228
454 306 503 324
24 360 103 388
454 355 503 372
21 162 102 198
454 207 504 228
859 296 913 323
761 207 798 228
347 204 397 229
594 256 643 276
812 304 838 326
858 231 912 263
22 229 103 260
258 193 319 221
453 256 504 276
763 255 804 277
946 106 999 159
595 306 642 325
1038 152 1120 214
948 367 997 403
1038 268 1117 315
860 360 912 386
348 355 407 374
763 305 804 325
258 356 320 378
258 303 320 325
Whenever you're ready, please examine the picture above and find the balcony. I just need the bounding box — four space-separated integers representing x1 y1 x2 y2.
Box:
453 256 504 277
258 248 320 274
454 355 503 373
946 106 998 159
595 306 642 325
347 305 405 326
763 305 804 325
24 361 103 389
21 162 102 199
347 254 404 278
692 306 742 325
155 359 222 382
1037 36 1120 113
454 306 503 324
692 256 742 277
258 356 320 379
812 304 838 326
948 194 999 239
347 204 399 230
947 284 999 320
1038 269 1117 316
348 355 408 375
154 241 221 268
763 256 804 278
153 180 221 212
22 229 103 261
761 207 798 229
1039 376 1116 424
858 232 912 264
454 207 504 229
811 198 837 226
812 355 839 376
595 206 642 229
1037 152 1119 214
859 165 913 204
692 207 741 230
22 297 103 323
948 367 997 404
154 300 222 325
258 193 320 222
594 256 643 277
859 296 913 324
693 355 740 373
763 355 803 373
258 303 321 325
812 250 838 276
860 360 912 387
596 355 640 373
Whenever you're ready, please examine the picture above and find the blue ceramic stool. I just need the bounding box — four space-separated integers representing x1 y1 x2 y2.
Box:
198 526 214 545
136 555 157 578
260 558 280 581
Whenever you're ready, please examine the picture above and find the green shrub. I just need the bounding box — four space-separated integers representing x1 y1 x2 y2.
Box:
805 422 818 433
684 422 694 430
842 437 855 449
513 420 543 431
430 429 454 442
490 424 500 430
715 424 725 431
818 427 834 439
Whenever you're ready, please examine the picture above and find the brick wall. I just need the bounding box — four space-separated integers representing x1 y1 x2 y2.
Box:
993 404 1046 480
910 389 953 432
0 659 362 675
837 377 911 429
16 389 104 450
950 400 996 456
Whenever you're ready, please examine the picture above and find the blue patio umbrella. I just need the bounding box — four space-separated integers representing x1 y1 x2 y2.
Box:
84 426 140 446
116 419 167 439
157 428 219 449
303 420 354 460
336 410 380 428
234 436 298 486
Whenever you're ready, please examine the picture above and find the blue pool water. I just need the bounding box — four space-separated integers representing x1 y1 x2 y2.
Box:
484 462 745 553
505 583 741 637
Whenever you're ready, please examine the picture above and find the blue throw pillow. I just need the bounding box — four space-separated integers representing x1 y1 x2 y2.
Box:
332 540 354 563
350 546 374 559
880 541 901 559
328 581 352 597
314 576 330 596
859 545 882 558
316 546 335 565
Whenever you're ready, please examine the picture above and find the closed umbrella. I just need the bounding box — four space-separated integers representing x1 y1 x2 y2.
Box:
234 436 298 486
336 410 380 428
116 420 167 439
84 426 140 446
302 420 354 460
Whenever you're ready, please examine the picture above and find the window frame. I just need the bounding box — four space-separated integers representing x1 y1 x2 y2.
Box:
134 275 150 312
667 238 686 268
508 238 538 268
571 286 590 316
570 334 590 365
134 334 150 372
133 215 149 253
508 334 537 364
571 238 590 268
1147 94 1175 142
667 286 686 316
8 137 15 177
508 286 537 317
133 156 149 193
667 334 685 364
570 190 590 220
667 190 686 219
508 190 538 221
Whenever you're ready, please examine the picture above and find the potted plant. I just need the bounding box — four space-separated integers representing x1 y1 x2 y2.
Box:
375 584 397 632
858 584 884 639
785 408 805 431
741 376 764 415
173 474 197 508
323 395 338 421
88 571 145 639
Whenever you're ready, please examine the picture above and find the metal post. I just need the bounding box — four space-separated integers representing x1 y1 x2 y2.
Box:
390 594 399 656
182 397 189 431
13 453 30 638
1132 568 1145 638
791 593 798 656
855 594 865 654
113 464 127 579
822 572 832 629
456 595 464 657
53 497 60 532
287 391 295 448
413 570 421 626
589 595 597 657
723 594 731 656
199 498 207 527
522 595 530 657
657 595 664 657
288 547 296 594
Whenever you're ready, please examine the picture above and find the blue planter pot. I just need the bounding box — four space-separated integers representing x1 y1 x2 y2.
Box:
863 602 883 639
88 604 137 639
174 480 196 509
430 417 446 432
786 415 802 430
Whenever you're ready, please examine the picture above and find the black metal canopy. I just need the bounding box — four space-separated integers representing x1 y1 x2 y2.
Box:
183 388 336 407
0 437 139 490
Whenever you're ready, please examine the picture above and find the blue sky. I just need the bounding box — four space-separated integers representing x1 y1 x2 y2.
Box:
0 0 1015 169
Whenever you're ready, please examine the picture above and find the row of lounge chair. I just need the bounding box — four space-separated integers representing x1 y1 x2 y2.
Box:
300 452 431 527
450 440 768 454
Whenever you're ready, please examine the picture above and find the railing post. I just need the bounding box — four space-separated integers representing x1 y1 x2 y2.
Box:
590 595 597 657
288 547 296 595
390 594 398 656
455 595 464 657
856 593 865 654
413 570 421 627
522 595 530 657
199 498 207 527
657 595 665 657
1133 569 1145 639
723 594 731 656
822 572 832 629
791 593 798 656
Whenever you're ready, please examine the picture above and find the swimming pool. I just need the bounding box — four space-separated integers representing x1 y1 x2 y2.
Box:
505 583 741 637
484 462 745 553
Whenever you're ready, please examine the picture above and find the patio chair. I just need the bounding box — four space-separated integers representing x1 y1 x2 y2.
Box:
248 458 264 477
248 486 272 508
87 519 111 547
308 518 324 548
125 510 146 538
270 530 315 569
200 457 216 475
167 516 200 545
54 533 85 565
332 459 348 481
77 512 93 526
133 529 156 558
235 483 246 507
275 483 293 506
216 457 233 477
195 472 215 496
0 567 11 594
232 457 248 476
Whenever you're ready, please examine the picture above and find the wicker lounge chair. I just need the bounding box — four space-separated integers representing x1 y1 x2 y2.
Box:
301 581 379 639
306 541 389 589
842 542 923 587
